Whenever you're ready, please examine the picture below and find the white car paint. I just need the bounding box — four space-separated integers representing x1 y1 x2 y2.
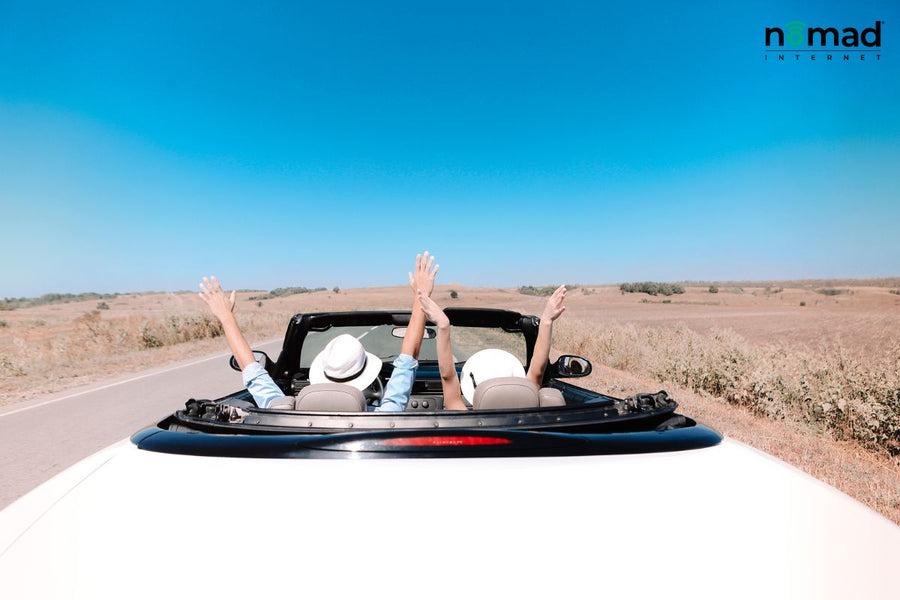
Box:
0 437 898 599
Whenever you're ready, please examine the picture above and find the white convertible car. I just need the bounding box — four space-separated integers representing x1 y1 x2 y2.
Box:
1 309 898 599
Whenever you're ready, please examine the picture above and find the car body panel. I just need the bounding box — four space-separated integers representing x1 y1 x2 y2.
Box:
2 309 898 598
0 437 897 599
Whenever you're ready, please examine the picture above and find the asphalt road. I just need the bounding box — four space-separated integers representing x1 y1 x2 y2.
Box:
0 338 287 509
0 323 445 509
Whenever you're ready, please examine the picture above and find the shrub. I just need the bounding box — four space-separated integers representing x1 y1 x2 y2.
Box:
333 286 340 294
619 282 685 296
709 285 719 294
249 287 326 300
138 314 224 349
816 288 847 296
0 320 7 327
553 321 900 456
0 355 24 376
1 311 286 390
889 289 900 296
140 325 164 349
96 301 110 310
450 290 458 299
800 301 806 307
1 292 117 310
257 301 263 307
518 285 557 297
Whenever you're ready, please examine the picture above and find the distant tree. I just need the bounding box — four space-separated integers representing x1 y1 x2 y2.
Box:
450 290 458 299
333 286 340 294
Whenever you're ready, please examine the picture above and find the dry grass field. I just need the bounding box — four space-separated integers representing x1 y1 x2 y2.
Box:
2 282 898 523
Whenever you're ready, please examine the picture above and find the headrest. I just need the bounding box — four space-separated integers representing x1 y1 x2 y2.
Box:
473 377 540 410
538 387 566 407
461 349 527 403
267 396 295 410
294 383 367 412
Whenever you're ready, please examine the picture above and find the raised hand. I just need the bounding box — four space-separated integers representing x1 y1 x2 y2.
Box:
408 251 439 298
198 276 236 322
541 285 567 323
417 289 450 329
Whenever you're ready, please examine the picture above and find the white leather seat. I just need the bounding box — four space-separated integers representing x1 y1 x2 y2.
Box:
294 383 367 412
473 377 540 409
538 387 566 407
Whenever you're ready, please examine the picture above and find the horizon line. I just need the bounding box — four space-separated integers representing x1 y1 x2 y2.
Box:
4 275 900 301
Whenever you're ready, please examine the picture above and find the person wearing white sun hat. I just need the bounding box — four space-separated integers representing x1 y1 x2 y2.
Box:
458 348 528 402
417 284 566 410
307 333 384 390
199 251 439 411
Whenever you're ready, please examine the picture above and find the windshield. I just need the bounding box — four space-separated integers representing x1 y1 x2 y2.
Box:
298 325 526 367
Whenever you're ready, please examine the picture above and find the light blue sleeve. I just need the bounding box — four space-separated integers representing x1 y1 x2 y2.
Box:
241 362 287 408
376 354 418 412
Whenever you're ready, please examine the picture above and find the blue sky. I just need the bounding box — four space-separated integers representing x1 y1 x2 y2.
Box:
1 1 898 296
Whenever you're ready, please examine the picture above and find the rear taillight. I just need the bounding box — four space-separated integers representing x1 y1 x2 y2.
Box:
375 435 513 447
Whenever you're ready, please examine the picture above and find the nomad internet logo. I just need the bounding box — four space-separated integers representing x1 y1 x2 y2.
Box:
764 20 883 61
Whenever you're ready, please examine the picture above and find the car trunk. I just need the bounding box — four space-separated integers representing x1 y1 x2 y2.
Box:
0 439 897 599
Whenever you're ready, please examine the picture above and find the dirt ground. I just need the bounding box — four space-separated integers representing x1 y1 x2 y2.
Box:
2 283 898 523
3 282 898 407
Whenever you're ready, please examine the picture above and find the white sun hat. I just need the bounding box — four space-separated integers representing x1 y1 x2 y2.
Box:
460 348 527 404
309 334 383 391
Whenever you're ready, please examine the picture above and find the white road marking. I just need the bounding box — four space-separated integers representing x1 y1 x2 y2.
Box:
0 338 282 419
356 325 379 340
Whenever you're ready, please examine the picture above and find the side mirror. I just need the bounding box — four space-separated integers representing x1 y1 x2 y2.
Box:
229 350 271 372
391 326 437 339
552 355 592 378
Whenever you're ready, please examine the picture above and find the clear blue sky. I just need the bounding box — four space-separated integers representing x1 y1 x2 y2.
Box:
1 1 898 296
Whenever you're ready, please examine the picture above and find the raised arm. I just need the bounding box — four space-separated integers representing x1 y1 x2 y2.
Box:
198 276 254 369
526 285 567 387
198 276 285 409
378 252 439 412
403 251 438 359
417 290 466 410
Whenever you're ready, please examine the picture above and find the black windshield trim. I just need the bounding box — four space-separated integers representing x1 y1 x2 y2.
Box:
274 309 541 386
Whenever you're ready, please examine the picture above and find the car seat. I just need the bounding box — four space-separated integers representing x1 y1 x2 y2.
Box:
472 377 540 409
294 383 367 411
538 387 566 407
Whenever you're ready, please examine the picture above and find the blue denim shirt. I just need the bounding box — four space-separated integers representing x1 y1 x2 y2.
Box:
241 354 417 412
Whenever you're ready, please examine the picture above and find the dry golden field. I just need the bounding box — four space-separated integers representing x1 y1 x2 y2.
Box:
1 282 898 523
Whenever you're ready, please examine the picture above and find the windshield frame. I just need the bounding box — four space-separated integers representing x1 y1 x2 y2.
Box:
272 309 540 385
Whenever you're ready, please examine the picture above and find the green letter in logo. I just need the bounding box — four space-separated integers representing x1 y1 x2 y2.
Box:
786 21 806 46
